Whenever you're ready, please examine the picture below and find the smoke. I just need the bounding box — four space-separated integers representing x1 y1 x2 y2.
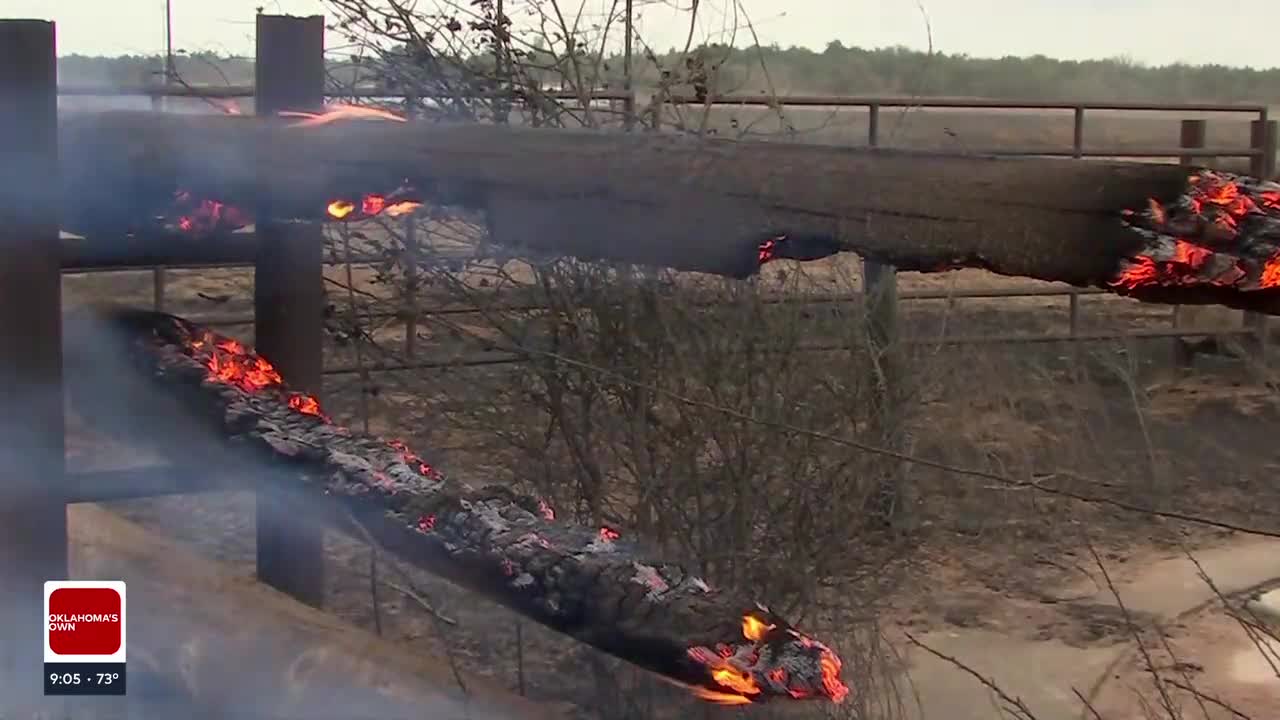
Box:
0 305 522 720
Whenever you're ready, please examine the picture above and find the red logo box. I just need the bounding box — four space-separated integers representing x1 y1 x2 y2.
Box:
47 587 122 656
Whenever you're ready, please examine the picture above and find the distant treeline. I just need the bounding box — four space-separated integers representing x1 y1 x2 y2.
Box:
58 42 1280 104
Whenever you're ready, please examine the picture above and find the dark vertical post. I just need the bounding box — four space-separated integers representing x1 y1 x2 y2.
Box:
623 0 634 130
1246 119 1276 359
1071 106 1085 159
0 19 65 693
863 97 900 526
1171 119 1207 367
493 0 511 124
254 14 326 607
864 102 897 387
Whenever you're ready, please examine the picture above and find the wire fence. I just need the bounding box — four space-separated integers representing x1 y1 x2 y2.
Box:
58 86 1280 373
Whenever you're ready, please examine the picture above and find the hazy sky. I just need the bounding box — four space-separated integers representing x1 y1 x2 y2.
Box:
13 0 1271 69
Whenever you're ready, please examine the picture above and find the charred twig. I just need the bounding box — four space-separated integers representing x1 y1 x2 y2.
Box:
1085 543 1180 718
1165 680 1254 720
1072 687 1106 720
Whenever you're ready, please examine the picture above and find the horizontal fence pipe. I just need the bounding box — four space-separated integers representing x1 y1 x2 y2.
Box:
57 84 631 101
318 326 1256 375
56 85 1267 114
901 327 1255 346
661 95 1267 114
951 146 1258 158
186 286 1114 328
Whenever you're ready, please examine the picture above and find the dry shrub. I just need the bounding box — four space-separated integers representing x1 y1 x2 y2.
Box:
411 257 918 718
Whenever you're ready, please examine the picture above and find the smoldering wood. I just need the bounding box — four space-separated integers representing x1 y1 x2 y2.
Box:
61 112 1252 285
68 307 848 705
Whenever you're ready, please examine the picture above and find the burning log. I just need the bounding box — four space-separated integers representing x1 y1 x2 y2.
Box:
82 307 849 707
58 110 1280 313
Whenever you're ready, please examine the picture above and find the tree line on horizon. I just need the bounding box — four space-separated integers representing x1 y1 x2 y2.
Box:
56 41 1280 105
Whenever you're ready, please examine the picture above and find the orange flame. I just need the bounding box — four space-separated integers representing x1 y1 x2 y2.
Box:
281 104 407 127
327 200 356 219
682 624 850 706
325 194 422 221
709 667 762 698
384 200 422 217
689 687 755 705
742 615 776 642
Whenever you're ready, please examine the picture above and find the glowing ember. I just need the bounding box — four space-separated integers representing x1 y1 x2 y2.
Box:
758 236 783 264
172 190 250 234
281 104 407 128
684 612 850 705
180 324 450 486
205 338 283 391
182 330 326 421
598 526 620 542
388 439 441 479
1115 170 1280 293
287 393 324 418
1262 254 1280 288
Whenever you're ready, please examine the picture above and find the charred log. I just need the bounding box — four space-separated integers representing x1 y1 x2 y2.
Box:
58 111 1280 314
82 307 849 707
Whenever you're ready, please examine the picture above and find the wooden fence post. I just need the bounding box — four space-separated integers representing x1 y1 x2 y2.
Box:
150 93 168 309
862 106 903 527
863 104 898 360
1071 106 1085 159
1171 119 1207 367
0 19 67 692
1246 118 1277 360
253 14 327 607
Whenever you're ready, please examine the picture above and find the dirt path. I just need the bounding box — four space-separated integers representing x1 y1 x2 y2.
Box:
895 537 1280 720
